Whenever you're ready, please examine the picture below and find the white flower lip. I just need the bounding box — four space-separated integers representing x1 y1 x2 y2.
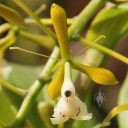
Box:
51 96 92 124
51 79 92 124
51 62 92 124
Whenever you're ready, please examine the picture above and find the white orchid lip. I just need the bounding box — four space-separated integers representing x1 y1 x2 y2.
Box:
51 95 92 124
51 62 92 124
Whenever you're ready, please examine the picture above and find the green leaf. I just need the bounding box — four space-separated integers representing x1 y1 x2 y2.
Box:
1 62 45 127
0 4 25 27
7 62 43 88
118 72 128 128
86 7 128 49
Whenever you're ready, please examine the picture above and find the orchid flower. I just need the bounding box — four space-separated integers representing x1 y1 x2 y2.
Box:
51 62 92 124
49 3 117 125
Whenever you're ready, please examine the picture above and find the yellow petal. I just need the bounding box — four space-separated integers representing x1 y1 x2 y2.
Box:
48 65 64 100
0 4 25 27
72 60 118 85
51 3 70 60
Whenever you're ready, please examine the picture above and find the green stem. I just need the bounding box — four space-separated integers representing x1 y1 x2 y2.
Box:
64 61 72 80
10 46 60 128
58 123 64 128
0 79 26 96
12 0 56 42
68 0 105 40
34 4 46 15
25 18 73 25
18 30 54 50
80 38 128 65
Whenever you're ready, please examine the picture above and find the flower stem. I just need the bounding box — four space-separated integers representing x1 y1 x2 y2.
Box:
18 30 55 50
64 61 72 80
10 46 60 128
34 4 46 15
58 123 64 128
0 79 26 96
80 38 128 65
68 0 105 40
12 0 56 42
25 18 73 25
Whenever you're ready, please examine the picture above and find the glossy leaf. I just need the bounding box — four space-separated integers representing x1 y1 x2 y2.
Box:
0 4 25 27
72 60 118 85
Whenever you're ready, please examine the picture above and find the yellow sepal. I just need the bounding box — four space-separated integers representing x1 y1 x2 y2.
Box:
51 4 70 61
0 4 25 27
48 65 64 100
72 60 118 85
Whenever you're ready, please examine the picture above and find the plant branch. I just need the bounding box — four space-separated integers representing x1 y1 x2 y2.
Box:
18 30 54 50
68 0 105 40
12 0 56 42
25 18 73 25
0 79 26 96
79 38 128 65
10 46 60 128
